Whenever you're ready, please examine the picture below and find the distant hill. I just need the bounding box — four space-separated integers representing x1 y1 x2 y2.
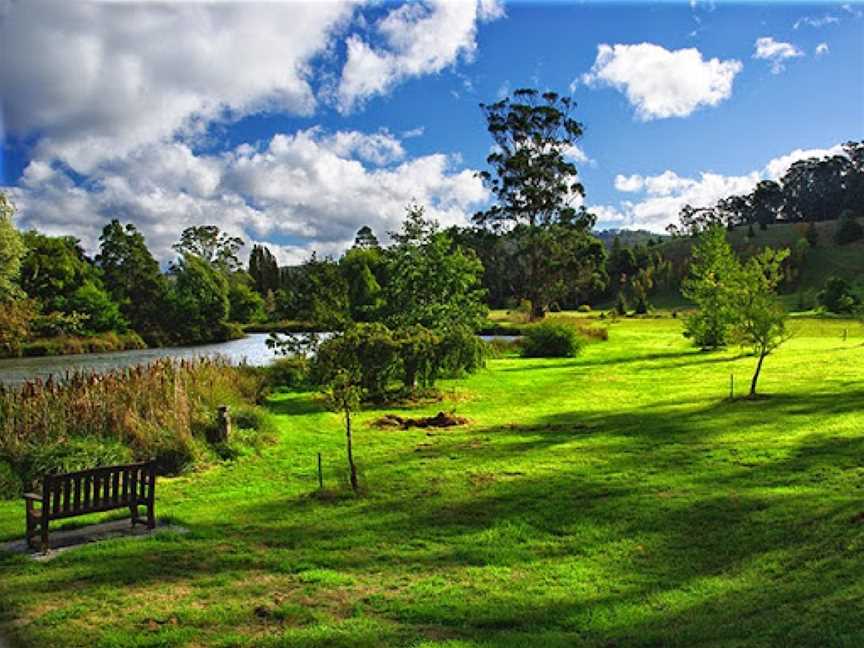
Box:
594 228 667 248
657 220 864 308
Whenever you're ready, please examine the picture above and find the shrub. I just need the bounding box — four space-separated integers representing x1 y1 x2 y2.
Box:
436 325 486 378
266 357 309 390
485 337 523 357
577 304 592 313
835 211 864 245
615 293 628 316
522 322 583 358
818 277 861 314
0 459 22 500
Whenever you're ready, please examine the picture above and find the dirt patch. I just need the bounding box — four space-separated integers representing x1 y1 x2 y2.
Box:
373 411 468 429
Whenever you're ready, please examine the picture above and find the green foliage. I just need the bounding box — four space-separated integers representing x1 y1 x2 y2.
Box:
615 293 628 316
313 323 401 400
247 244 280 295
313 322 484 400
731 248 791 396
522 322 584 358
278 254 350 328
20 231 124 333
68 279 127 333
97 220 170 343
383 205 487 331
0 298 36 357
0 193 24 302
341 246 384 321
170 254 231 343
474 88 606 319
227 273 266 323
834 211 864 245
0 460 21 500
265 357 310 390
173 225 244 272
682 226 740 349
818 276 861 314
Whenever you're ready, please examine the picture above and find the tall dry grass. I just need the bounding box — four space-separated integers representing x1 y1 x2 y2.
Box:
0 358 271 486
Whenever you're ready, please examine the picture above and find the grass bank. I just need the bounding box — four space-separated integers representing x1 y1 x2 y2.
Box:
0 318 862 646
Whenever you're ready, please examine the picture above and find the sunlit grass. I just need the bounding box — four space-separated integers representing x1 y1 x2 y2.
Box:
0 318 862 647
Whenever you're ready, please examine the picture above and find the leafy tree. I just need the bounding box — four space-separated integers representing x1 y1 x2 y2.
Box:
353 225 380 250
172 225 244 272
0 299 36 356
340 247 384 322
248 244 280 295
324 371 362 492
169 255 231 343
749 180 783 227
67 280 127 333
732 249 790 397
474 88 602 319
681 226 740 349
20 232 124 333
97 220 169 342
817 277 860 314
227 273 266 323
384 205 487 331
607 236 637 294
0 193 24 301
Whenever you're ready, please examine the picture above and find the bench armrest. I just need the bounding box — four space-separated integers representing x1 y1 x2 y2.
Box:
23 493 42 502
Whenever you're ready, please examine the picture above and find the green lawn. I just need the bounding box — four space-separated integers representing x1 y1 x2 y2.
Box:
1 318 863 647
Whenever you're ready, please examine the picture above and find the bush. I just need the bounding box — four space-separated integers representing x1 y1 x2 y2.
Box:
577 304 592 313
0 460 22 500
522 322 583 358
835 211 864 245
436 325 486 378
818 277 861 314
266 357 309 390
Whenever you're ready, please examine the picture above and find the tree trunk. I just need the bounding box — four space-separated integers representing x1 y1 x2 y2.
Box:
749 350 767 398
345 407 358 492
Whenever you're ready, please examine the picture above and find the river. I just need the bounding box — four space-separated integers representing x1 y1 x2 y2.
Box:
0 334 281 385
0 333 519 385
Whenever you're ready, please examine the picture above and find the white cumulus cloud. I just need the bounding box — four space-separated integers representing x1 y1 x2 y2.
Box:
0 0 357 173
5 129 489 265
816 42 830 56
753 37 804 74
335 0 504 113
581 43 742 120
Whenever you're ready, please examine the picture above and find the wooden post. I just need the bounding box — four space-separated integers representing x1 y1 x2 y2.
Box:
217 405 231 443
317 453 323 490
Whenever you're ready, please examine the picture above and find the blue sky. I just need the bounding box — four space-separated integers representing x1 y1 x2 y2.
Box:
1 0 862 263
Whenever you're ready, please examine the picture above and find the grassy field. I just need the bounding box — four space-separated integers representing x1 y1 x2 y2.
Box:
0 317 863 647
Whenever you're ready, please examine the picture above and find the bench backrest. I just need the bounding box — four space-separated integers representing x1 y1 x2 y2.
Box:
40 461 156 520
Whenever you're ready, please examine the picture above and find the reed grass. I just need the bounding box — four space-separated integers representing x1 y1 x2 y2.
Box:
0 358 273 492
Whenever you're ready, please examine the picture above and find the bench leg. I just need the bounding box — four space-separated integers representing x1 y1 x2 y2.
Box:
40 520 49 553
129 503 139 527
146 502 156 530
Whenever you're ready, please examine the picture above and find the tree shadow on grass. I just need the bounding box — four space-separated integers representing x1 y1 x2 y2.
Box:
3 389 864 646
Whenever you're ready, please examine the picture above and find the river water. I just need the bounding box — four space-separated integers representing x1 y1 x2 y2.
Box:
0 334 281 385
0 333 519 385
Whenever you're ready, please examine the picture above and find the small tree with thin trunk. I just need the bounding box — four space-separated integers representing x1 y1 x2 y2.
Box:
732 248 791 397
324 371 363 492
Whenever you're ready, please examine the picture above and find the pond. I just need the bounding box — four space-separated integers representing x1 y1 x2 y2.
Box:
0 333 520 385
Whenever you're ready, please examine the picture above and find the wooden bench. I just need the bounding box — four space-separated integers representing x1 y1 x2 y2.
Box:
24 461 157 551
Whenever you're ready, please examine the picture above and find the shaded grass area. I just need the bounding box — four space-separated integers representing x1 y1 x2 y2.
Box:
0 319 863 646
